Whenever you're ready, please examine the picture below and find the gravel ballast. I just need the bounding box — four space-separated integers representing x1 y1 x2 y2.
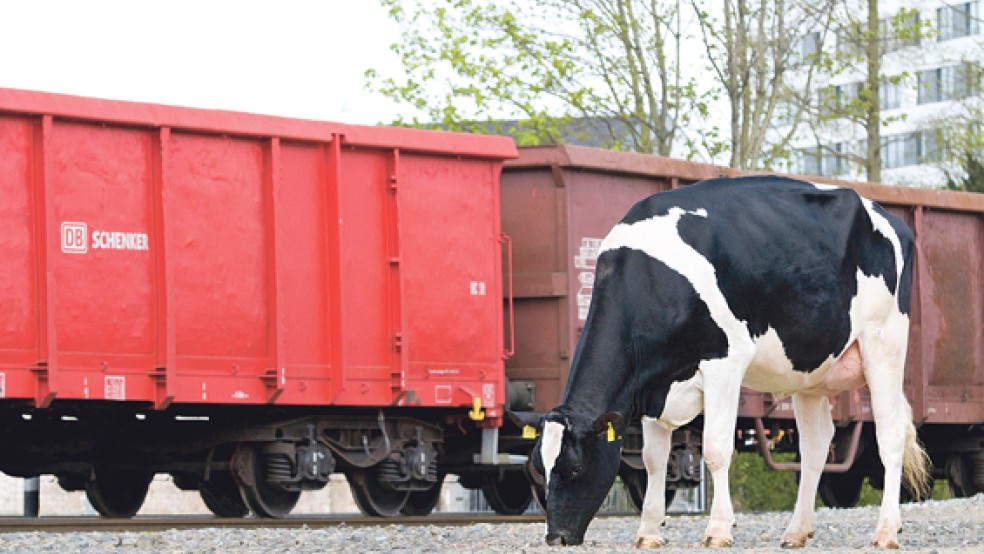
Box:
2 495 982 553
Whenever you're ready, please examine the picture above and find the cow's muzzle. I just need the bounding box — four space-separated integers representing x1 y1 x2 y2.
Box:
545 532 582 546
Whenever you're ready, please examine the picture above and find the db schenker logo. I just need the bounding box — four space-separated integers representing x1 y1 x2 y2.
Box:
60 221 150 254
61 222 88 254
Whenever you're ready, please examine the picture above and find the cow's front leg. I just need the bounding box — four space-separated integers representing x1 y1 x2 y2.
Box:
634 417 672 548
635 378 704 549
698 358 748 548
781 393 834 548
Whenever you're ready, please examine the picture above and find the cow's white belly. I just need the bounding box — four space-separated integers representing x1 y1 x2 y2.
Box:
738 271 904 398
742 328 864 397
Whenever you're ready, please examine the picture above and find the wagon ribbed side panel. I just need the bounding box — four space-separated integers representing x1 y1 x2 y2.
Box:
0 116 39 400
44 122 158 403
910 208 984 423
398 154 505 415
272 142 335 404
330 148 398 404
162 133 269 403
0 87 515 418
498 165 568 412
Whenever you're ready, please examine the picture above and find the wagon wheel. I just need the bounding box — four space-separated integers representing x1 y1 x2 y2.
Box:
85 469 154 518
619 467 676 513
56 472 88 492
818 471 864 508
946 455 978 498
400 474 445 516
200 471 250 518
481 471 533 515
348 468 409 517
232 445 300 518
530 480 547 512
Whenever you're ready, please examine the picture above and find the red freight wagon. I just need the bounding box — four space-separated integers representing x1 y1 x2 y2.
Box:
0 88 517 518
501 144 984 509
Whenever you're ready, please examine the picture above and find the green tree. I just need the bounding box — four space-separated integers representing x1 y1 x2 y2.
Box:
945 152 984 193
729 452 798 512
802 0 931 182
368 0 697 155
923 58 983 183
690 0 841 170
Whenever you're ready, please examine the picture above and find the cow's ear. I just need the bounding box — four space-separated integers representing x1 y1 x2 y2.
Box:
593 412 624 441
544 409 572 433
544 410 564 424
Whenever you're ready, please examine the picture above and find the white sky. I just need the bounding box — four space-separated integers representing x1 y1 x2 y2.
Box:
0 0 404 125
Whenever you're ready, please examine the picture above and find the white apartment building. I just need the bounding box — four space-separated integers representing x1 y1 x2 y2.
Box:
782 0 982 187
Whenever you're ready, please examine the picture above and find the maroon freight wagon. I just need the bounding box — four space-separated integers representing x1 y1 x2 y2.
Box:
0 88 519 518
500 144 984 508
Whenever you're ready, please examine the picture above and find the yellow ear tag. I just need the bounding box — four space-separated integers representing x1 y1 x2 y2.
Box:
607 421 616 442
522 425 539 440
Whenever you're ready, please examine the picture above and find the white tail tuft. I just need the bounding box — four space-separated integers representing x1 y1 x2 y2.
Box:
902 400 932 501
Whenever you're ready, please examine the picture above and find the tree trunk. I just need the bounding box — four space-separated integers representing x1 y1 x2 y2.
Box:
865 0 881 183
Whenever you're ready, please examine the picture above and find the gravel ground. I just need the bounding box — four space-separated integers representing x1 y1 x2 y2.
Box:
2 495 982 553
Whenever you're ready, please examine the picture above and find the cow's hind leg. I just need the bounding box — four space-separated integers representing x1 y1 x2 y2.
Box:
781 393 834 548
861 320 929 549
635 377 703 549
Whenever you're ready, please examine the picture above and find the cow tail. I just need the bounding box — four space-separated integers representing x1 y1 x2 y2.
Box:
901 399 932 501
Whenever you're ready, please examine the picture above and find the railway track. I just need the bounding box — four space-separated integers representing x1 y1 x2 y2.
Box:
0 513 547 534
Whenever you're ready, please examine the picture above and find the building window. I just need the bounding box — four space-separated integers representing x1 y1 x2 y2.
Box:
801 32 821 60
919 130 942 163
881 133 919 168
918 68 941 103
820 82 862 116
880 78 902 109
837 83 861 106
938 1 980 41
950 63 982 98
881 132 941 168
919 63 981 103
881 11 921 52
799 146 821 175
836 26 861 57
821 143 849 176
773 100 797 127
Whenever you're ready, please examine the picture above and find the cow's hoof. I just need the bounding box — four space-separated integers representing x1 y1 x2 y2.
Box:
700 536 733 548
780 531 814 548
780 537 806 548
871 538 900 549
634 535 666 549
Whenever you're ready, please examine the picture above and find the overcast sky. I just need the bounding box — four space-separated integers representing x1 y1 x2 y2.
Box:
0 0 404 125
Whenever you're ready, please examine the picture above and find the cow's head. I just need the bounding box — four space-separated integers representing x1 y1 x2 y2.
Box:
529 408 624 546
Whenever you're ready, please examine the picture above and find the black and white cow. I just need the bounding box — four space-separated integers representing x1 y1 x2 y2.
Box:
530 175 930 549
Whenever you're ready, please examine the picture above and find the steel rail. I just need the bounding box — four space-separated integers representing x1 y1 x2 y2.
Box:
0 513 549 534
